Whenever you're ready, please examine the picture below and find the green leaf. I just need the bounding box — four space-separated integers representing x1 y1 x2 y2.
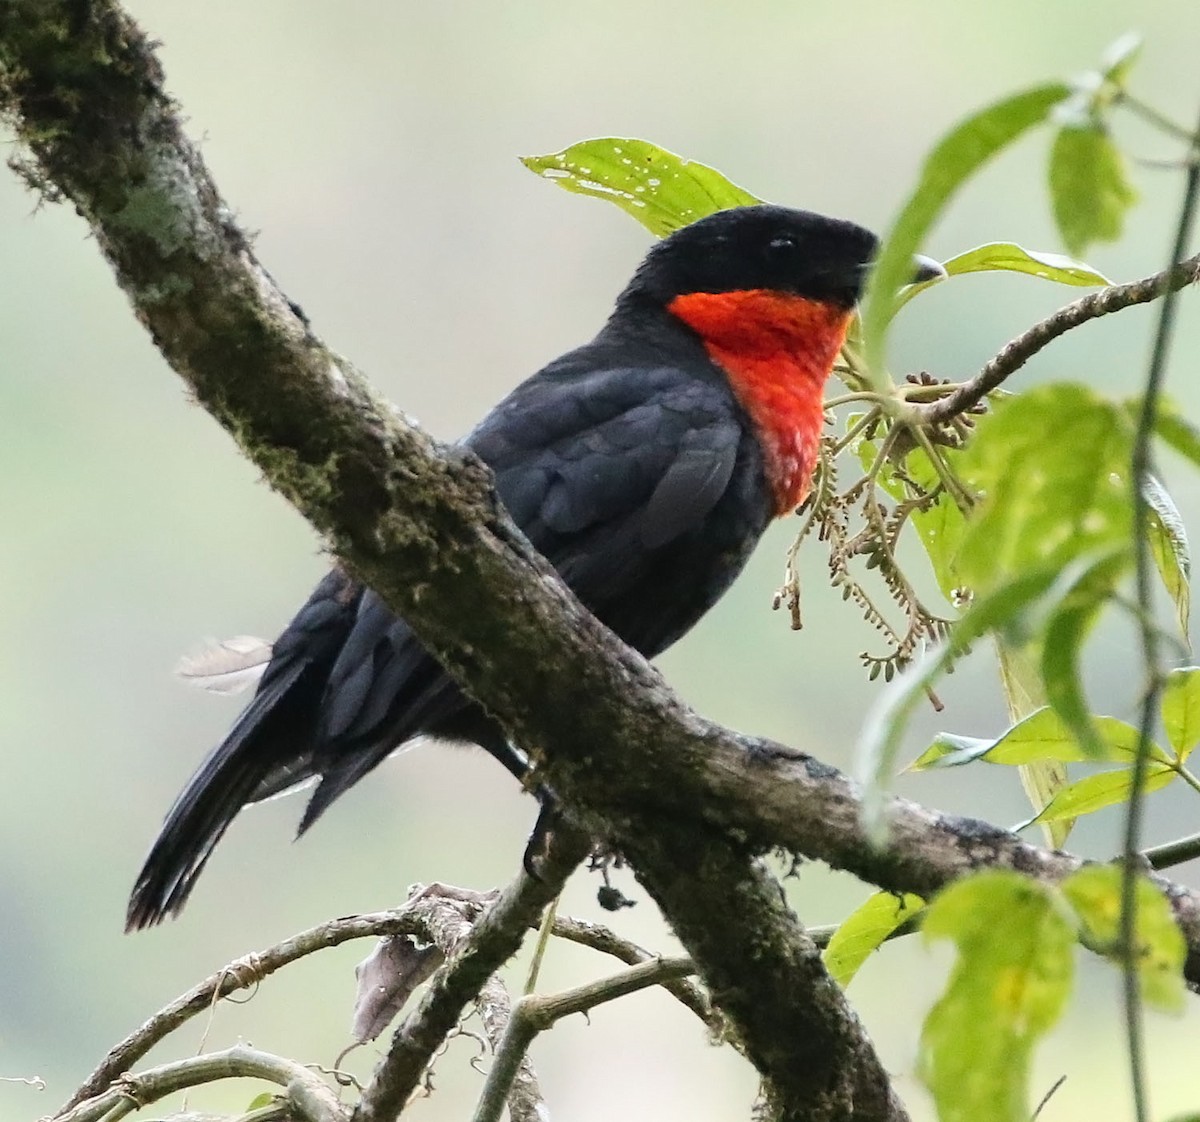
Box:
910 732 992 769
521 138 759 238
1048 123 1138 256
910 707 1168 770
1143 475 1191 642
942 241 1110 286
903 448 969 601
956 385 1134 597
823 892 925 988
1061 865 1186 1013
862 82 1071 375
1041 548 1131 759
861 560 1076 837
920 872 1074 1122
1020 762 1176 824
890 240 1109 317
1162 667 1200 761
1098 32 1143 91
245 1092 278 1111
1153 405 1200 468
996 644 1073 849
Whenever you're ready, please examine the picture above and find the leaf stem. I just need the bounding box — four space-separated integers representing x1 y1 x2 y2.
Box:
1143 830 1200 871
830 408 882 456
1118 99 1200 1122
909 426 974 513
1117 92 1200 146
1171 764 1200 799
824 391 891 410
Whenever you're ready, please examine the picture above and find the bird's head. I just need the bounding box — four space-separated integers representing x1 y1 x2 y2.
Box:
620 203 941 310
614 205 944 518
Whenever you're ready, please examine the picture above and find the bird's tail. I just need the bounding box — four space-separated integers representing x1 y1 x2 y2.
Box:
125 658 316 930
127 570 364 930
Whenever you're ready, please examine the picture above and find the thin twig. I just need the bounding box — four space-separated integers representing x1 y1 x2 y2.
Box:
52 1046 344 1122
1144 830 1200 871
917 252 1200 426
473 975 548 1122
60 909 438 1114
471 958 694 1122
1118 92 1199 145
352 822 591 1122
523 893 559 995
1031 1074 1068 1121
1119 102 1200 1122
547 915 720 1037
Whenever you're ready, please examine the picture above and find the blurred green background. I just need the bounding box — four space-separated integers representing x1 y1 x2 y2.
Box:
4 3 1200 1119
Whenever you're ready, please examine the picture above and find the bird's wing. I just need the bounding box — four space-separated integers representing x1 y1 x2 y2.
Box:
296 363 749 817
472 363 745 586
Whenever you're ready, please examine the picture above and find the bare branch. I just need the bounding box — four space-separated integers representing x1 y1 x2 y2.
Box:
917 253 1200 424
61 908 439 1113
53 1045 344 1122
474 974 549 1122
352 881 557 1122
353 824 590 1122
549 916 721 1037
472 957 695 1122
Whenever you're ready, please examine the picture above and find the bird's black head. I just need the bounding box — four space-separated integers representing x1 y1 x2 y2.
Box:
620 204 880 311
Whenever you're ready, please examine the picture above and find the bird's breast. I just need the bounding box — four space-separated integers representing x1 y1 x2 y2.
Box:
666 290 851 515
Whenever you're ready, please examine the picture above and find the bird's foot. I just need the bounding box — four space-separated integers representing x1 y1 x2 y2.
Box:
521 784 561 879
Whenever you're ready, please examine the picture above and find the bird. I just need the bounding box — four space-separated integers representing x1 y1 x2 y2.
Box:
127 203 940 930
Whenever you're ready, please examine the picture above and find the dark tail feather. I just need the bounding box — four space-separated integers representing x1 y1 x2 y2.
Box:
294 683 520 836
125 660 310 930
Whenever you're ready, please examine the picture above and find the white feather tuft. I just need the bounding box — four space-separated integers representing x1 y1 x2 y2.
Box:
175 635 272 695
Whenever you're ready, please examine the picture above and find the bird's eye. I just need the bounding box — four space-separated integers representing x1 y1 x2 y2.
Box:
767 235 799 257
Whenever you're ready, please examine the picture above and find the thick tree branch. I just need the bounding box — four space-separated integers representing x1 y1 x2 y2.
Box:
4 5 1199 1121
629 834 908 1122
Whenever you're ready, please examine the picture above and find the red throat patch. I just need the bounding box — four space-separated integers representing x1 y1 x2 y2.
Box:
667 290 852 516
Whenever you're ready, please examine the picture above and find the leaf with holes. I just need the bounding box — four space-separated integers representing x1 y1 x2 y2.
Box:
522 138 759 238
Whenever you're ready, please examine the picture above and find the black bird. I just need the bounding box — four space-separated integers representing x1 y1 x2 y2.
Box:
127 204 936 929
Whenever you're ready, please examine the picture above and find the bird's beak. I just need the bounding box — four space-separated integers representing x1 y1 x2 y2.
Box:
911 254 947 285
